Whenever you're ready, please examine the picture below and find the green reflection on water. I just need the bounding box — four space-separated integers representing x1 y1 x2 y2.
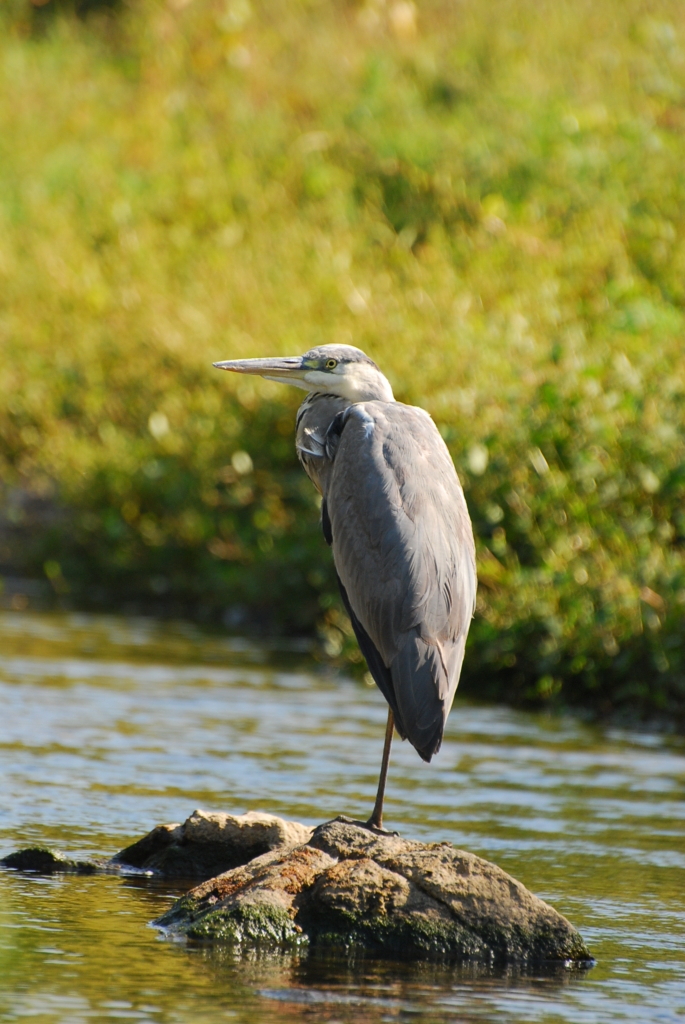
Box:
0 874 268 1023
0 871 595 1024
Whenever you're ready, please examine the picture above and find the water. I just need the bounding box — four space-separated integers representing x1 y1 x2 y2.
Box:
0 611 684 1024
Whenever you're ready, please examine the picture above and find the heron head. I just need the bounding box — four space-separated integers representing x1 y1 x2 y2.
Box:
213 344 394 403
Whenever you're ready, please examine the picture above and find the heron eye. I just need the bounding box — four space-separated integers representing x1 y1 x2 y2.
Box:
325 359 338 370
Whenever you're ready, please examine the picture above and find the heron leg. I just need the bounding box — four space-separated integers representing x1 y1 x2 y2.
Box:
367 708 394 830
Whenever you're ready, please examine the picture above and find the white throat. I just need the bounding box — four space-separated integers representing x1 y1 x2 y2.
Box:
303 364 394 403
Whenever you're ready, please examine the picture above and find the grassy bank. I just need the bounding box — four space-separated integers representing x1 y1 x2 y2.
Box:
1 0 685 722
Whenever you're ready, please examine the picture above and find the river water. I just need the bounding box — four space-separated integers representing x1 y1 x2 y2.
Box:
0 611 683 1023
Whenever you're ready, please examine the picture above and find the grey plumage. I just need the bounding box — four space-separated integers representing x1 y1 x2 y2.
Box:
214 343 476 824
297 396 476 761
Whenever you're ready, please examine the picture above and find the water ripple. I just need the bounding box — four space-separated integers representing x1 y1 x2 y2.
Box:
0 611 684 1024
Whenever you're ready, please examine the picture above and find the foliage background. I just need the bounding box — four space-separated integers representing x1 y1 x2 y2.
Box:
1 0 685 723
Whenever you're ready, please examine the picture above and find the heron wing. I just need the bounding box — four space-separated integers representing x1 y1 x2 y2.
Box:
324 401 476 761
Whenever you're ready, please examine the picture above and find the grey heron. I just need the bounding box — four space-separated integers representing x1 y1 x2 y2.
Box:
214 345 476 830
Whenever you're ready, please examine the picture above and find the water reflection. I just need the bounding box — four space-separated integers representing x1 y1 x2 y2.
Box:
0 611 684 1023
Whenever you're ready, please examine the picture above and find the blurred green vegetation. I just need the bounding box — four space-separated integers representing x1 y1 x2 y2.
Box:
1 0 685 722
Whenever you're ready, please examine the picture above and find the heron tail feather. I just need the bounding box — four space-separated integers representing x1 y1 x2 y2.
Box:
390 636 461 762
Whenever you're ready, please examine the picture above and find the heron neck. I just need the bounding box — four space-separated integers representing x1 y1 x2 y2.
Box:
330 368 394 403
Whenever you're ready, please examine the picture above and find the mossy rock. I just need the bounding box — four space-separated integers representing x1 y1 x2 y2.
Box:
0 847 99 875
154 817 593 965
185 901 305 947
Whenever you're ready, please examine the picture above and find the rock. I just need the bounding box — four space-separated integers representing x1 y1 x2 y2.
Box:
159 844 334 945
2 811 591 964
0 847 101 875
1 810 313 882
154 816 592 964
112 809 313 880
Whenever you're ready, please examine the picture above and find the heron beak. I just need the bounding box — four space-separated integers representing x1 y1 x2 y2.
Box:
213 356 308 387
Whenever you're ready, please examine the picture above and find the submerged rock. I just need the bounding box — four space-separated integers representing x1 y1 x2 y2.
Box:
154 816 592 964
0 847 101 875
1 810 313 881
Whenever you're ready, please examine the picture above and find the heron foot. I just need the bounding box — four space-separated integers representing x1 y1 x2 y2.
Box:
365 820 400 837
